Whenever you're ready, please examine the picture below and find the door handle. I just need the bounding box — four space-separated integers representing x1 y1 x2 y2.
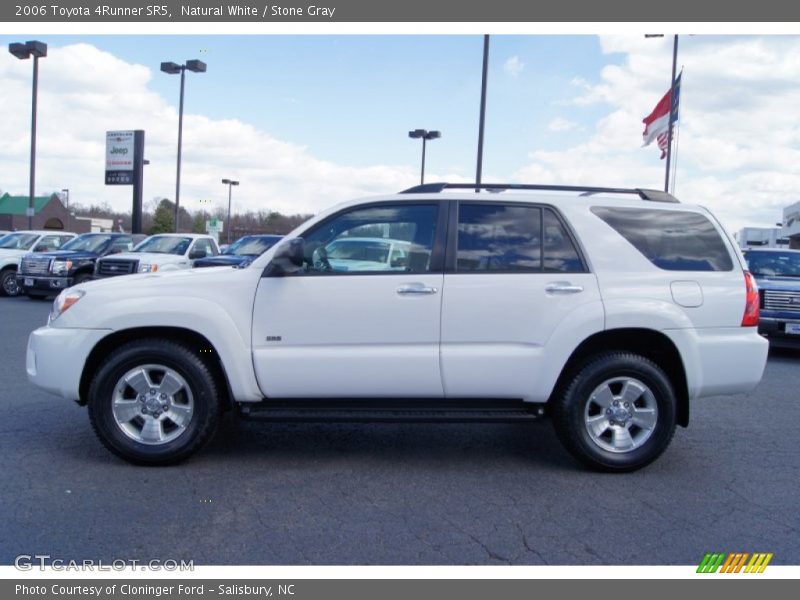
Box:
545 282 584 294
396 283 438 295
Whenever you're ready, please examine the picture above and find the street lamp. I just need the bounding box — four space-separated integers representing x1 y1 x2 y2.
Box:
408 129 441 185
61 188 69 230
221 179 239 244
9 40 47 229
161 59 207 232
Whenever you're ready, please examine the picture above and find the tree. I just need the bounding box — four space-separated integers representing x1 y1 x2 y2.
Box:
192 213 206 234
149 199 174 234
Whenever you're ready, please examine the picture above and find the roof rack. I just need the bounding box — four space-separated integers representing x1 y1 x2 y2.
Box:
399 182 679 203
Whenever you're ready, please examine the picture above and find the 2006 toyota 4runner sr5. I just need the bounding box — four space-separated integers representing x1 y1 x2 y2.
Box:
26 183 768 471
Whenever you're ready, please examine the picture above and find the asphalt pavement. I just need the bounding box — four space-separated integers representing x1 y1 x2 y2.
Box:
1 296 798 565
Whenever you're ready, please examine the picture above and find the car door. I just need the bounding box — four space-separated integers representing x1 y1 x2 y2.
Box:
191 238 216 260
440 201 603 400
252 201 446 398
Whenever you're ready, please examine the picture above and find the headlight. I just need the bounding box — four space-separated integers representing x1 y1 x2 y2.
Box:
138 264 158 273
50 259 73 275
50 290 85 322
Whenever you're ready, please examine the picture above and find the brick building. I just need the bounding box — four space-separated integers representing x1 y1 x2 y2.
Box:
0 193 89 233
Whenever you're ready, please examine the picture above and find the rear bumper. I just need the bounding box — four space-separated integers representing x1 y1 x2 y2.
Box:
27 325 111 401
665 327 769 399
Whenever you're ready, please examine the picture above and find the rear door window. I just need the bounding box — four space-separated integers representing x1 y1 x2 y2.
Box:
591 207 733 272
456 204 586 273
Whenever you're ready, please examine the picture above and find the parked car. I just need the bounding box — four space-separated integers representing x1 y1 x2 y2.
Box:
93 233 219 278
0 230 77 297
743 247 800 344
17 233 147 299
26 183 768 471
312 236 412 272
193 234 282 269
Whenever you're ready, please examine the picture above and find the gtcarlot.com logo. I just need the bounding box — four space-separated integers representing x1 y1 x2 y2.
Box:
697 552 773 573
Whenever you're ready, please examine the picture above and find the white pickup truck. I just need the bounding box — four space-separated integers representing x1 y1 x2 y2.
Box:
26 184 768 471
1 230 77 296
93 233 219 278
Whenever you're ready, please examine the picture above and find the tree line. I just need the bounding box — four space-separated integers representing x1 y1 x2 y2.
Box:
71 198 314 239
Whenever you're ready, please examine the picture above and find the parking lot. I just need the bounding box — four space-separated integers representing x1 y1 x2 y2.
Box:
1 295 799 566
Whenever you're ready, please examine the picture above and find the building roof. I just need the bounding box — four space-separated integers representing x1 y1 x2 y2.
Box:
0 193 55 216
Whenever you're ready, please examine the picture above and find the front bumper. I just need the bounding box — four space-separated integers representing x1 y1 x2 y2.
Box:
27 326 111 401
18 274 72 293
758 316 800 343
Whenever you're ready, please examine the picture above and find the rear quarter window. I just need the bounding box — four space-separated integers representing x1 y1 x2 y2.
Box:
591 206 733 272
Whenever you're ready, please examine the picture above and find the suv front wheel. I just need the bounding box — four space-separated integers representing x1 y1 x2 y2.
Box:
552 353 677 472
88 338 222 465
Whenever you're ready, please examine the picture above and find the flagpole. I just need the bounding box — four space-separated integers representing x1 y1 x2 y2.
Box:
475 34 490 191
663 34 679 193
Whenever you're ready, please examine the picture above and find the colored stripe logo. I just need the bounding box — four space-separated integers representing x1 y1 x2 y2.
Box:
697 552 773 573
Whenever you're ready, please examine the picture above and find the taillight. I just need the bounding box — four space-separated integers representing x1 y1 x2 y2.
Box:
742 271 759 327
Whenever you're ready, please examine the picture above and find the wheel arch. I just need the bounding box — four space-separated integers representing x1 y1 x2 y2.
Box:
78 327 233 411
548 328 690 427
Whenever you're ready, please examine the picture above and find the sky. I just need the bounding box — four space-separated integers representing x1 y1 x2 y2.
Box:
0 34 798 232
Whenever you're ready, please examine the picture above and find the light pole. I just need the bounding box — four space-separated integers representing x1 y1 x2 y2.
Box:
161 59 206 232
61 188 69 230
9 40 47 229
221 179 239 244
408 129 441 185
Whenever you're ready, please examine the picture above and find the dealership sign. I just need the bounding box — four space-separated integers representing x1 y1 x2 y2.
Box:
105 130 135 185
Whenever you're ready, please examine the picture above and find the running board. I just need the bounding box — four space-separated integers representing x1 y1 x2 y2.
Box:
237 399 546 423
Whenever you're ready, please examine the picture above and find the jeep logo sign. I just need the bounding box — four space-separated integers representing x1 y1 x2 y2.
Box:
105 130 135 185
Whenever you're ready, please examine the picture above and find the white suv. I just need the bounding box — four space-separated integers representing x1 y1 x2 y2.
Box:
26 184 768 471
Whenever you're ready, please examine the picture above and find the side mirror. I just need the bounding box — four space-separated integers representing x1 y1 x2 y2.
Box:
188 249 206 260
264 238 305 277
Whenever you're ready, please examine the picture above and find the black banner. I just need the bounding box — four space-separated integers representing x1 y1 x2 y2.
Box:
4 579 799 600
4 0 800 22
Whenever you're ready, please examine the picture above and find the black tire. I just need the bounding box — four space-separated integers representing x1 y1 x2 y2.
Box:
87 338 222 465
552 352 677 472
0 268 20 297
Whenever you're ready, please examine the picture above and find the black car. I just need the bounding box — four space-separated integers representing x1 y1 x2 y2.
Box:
18 233 146 299
193 234 282 268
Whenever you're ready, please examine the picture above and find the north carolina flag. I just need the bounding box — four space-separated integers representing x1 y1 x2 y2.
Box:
642 72 681 159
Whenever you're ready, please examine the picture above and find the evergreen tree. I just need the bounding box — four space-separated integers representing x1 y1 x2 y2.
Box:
149 199 174 234
192 213 206 234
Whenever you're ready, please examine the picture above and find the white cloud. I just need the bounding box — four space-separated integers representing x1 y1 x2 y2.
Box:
503 55 524 77
547 117 580 132
0 43 421 219
515 35 800 232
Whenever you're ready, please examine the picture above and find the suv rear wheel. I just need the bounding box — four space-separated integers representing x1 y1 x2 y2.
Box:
87 338 221 465
552 353 677 472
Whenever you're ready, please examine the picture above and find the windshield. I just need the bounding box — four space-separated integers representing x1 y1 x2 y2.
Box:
62 234 114 253
746 251 800 277
224 236 281 257
133 236 192 255
326 240 392 263
0 233 39 250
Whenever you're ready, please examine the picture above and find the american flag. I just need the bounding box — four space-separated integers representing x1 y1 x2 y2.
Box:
642 72 681 160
